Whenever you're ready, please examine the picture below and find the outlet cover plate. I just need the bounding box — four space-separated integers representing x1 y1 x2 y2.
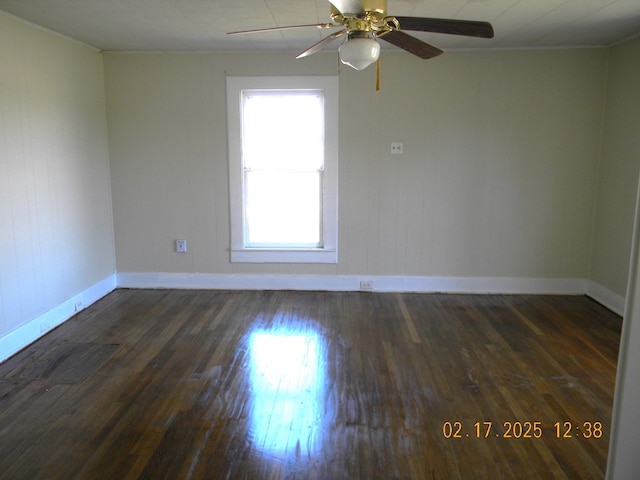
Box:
176 239 188 253
391 142 404 154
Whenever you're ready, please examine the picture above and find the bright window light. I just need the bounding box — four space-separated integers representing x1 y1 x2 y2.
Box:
242 91 324 248
245 170 321 246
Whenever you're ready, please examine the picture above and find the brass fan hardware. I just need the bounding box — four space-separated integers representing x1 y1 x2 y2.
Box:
328 1 399 36
227 0 494 72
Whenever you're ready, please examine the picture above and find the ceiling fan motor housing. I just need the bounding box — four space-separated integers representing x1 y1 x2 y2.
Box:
360 0 387 16
331 0 387 20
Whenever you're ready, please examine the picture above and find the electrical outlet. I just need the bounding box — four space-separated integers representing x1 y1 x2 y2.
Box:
176 239 187 253
391 142 404 154
359 280 373 290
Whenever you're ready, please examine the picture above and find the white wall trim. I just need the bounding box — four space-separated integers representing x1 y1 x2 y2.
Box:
117 272 589 295
117 273 625 315
0 274 117 364
586 280 626 316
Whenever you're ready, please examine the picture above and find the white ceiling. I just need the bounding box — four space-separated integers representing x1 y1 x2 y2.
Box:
1 0 639 54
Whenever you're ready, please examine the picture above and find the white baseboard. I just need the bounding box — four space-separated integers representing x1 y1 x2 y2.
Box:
117 272 625 315
586 280 626 316
117 272 588 295
0 274 117 364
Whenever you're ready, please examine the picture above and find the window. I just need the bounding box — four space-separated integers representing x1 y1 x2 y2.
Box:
226 76 338 263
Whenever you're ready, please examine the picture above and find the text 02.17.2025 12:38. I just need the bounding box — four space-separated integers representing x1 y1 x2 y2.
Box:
442 421 603 439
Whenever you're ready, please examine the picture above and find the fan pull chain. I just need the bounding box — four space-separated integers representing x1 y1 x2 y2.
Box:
376 58 381 92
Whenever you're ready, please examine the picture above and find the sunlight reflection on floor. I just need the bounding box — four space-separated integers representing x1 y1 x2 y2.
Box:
248 326 325 458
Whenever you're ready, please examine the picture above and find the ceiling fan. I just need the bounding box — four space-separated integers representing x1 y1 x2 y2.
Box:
227 0 494 71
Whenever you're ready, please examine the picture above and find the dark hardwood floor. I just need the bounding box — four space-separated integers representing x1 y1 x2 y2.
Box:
0 289 621 479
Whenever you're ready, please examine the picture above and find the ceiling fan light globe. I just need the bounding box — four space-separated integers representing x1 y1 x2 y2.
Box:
338 37 380 70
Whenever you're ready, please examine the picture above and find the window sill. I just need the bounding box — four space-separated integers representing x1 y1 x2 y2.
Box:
230 248 337 264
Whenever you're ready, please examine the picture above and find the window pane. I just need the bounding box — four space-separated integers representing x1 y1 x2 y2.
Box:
245 171 321 246
243 92 324 171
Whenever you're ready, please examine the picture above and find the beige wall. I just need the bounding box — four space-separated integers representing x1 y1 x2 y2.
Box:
0 13 115 339
591 37 640 299
104 48 607 280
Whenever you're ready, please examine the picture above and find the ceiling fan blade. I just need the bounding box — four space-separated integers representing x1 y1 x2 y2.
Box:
327 0 365 15
379 30 443 59
296 30 348 58
227 23 338 35
394 16 494 38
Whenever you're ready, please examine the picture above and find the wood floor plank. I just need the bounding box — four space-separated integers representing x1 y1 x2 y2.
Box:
0 290 621 479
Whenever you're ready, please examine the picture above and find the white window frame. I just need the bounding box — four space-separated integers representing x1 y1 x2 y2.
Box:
226 75 339 264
